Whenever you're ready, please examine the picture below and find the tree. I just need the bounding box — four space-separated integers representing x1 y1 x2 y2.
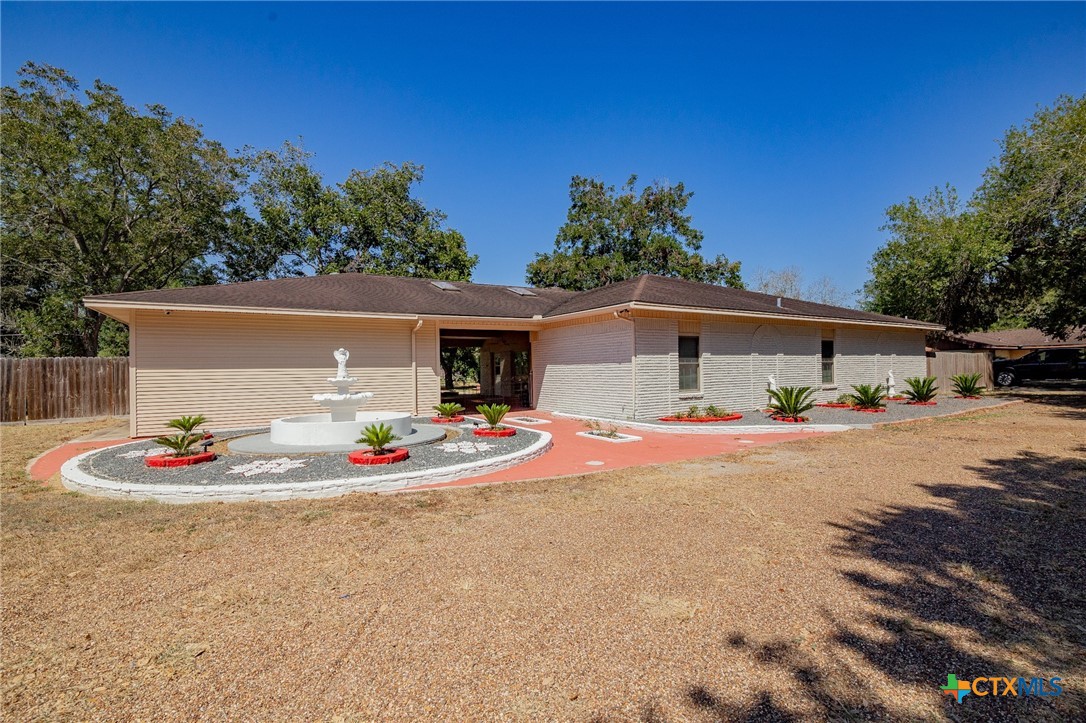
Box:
974 94 1085 337
439 347 479 389
753 266 852 307
1 63 241 356
862 186 1001 331
221 143 477 282
863 96 1085 336
526 174 742 290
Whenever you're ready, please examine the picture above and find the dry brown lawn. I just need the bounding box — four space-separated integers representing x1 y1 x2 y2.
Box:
2 397 1084 721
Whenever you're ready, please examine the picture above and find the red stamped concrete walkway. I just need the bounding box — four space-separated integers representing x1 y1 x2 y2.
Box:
408 412 825 491
29 413 828 492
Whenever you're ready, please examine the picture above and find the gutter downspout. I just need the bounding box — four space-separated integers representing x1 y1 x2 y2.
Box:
614 311 636 418
411 319 424 415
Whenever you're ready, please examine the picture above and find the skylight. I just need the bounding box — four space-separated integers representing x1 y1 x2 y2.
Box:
506 287 536 296
430 281 460 291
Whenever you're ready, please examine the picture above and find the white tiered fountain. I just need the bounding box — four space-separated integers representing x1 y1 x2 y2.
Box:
268 348 413 446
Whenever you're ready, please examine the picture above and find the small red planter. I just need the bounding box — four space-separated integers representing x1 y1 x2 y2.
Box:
905 401 937 406
145 451 217 468
348 448 409 465
954 395 982 400
474 427 517 438
431 415 465 423
771 415 809 423
885 396 908 402
816 403 853 409
853 407 888 413
658 414 744 423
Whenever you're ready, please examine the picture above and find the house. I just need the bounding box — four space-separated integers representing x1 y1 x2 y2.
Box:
933 328 1086 360
84 274 942 436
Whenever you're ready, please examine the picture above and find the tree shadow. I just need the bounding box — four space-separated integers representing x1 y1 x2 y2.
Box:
825 446 1086 718
999 388 1086 421
676 447 1085 721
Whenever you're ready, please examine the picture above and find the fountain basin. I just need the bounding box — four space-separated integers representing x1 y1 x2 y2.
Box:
270 411 413 446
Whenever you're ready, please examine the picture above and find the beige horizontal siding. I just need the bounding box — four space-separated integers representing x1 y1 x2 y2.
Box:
132 310 427 436
534 317 634 418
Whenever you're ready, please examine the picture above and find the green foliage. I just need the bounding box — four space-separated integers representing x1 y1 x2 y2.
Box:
688 404 700 418
850 384 887 410
584 419 620 438
903 376 939 402
526 174 742 290
863 95 1085 336
476 403 511 429
357 423 400 454
1 63 238 357
767 386 816 419
440 347 479 389
834 393 855 404
153 415 209 457
950 372 984 397
433 402 465 418
223 142 478 282
705 405 722 417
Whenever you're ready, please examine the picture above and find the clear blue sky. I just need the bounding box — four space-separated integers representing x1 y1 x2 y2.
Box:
3 2 1084 297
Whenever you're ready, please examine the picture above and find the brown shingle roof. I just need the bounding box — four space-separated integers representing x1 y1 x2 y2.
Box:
947 328 1086 349
86 273 940 328
541 275 941 327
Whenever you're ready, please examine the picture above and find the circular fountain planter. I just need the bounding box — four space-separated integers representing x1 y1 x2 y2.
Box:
270 411 413 446
474 427 517 438
146 451 217 468
348 448 409 466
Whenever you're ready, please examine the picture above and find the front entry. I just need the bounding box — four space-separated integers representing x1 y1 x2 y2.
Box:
439 329 532 409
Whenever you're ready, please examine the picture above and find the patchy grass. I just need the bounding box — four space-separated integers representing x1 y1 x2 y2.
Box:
1 419 119 494
2 400 1084 721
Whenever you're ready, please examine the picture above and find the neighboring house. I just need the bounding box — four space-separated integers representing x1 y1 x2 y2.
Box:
934 328 1086 360
84 274 941 436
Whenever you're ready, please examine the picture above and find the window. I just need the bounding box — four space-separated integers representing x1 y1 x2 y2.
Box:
821 339 835 385
678 336 700 392
506 286 536 296
430 280 460 291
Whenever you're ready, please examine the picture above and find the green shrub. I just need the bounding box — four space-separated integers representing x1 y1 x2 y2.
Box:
705 404 722 417
950 373 984 397
153 415 208 457
851 384 887 410
433 402 465 418
834 393 855 405
903 376 939 403
476 403 511 429
584 419 620 438
357 423 400 454
767 386 816 419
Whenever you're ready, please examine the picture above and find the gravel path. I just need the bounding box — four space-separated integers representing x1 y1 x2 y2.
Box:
4 394 1083 720
644 394 1012 426
79 419 542 486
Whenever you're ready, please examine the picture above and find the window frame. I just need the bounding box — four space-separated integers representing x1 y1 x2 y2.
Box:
678 335 701 393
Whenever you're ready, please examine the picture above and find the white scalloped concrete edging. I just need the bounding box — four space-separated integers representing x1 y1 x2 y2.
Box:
61 428 552 503
553 412 854 434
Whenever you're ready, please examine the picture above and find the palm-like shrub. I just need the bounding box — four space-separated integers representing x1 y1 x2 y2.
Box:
433 402 465 418
768 386 816 420
153 415 208 457
903 376 938 403
851 384 887 410
357 423 400 455
950 373 984 397
476 403 511 429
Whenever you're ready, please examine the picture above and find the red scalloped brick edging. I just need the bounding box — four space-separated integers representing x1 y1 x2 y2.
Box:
348 448 409 465
905 401 937 406
954 396 982 400
431 416 465 423
815 403 853 409
853 407 888 413
771 415 809 423
658 414 744 423
145 451 217 468
473 427 517 438
885 396 908 402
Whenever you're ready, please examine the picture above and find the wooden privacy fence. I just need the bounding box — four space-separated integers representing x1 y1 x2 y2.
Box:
1 357 129 422
926 350 993 392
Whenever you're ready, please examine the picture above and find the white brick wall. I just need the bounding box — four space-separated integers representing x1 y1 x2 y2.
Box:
626 316 928 418
533 317 634 418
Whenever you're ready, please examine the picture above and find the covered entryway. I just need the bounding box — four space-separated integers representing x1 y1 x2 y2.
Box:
439 329 532 410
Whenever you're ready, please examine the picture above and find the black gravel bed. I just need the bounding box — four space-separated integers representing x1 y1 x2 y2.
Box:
79 419 543 487
640 394 1014 427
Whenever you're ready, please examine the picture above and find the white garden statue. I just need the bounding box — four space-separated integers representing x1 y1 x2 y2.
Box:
333 347 351 381
887 370 896 397
767 374 779 392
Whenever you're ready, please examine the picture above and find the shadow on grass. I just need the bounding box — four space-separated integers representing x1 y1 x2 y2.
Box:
825 446 1086 720
678 447 1085 721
